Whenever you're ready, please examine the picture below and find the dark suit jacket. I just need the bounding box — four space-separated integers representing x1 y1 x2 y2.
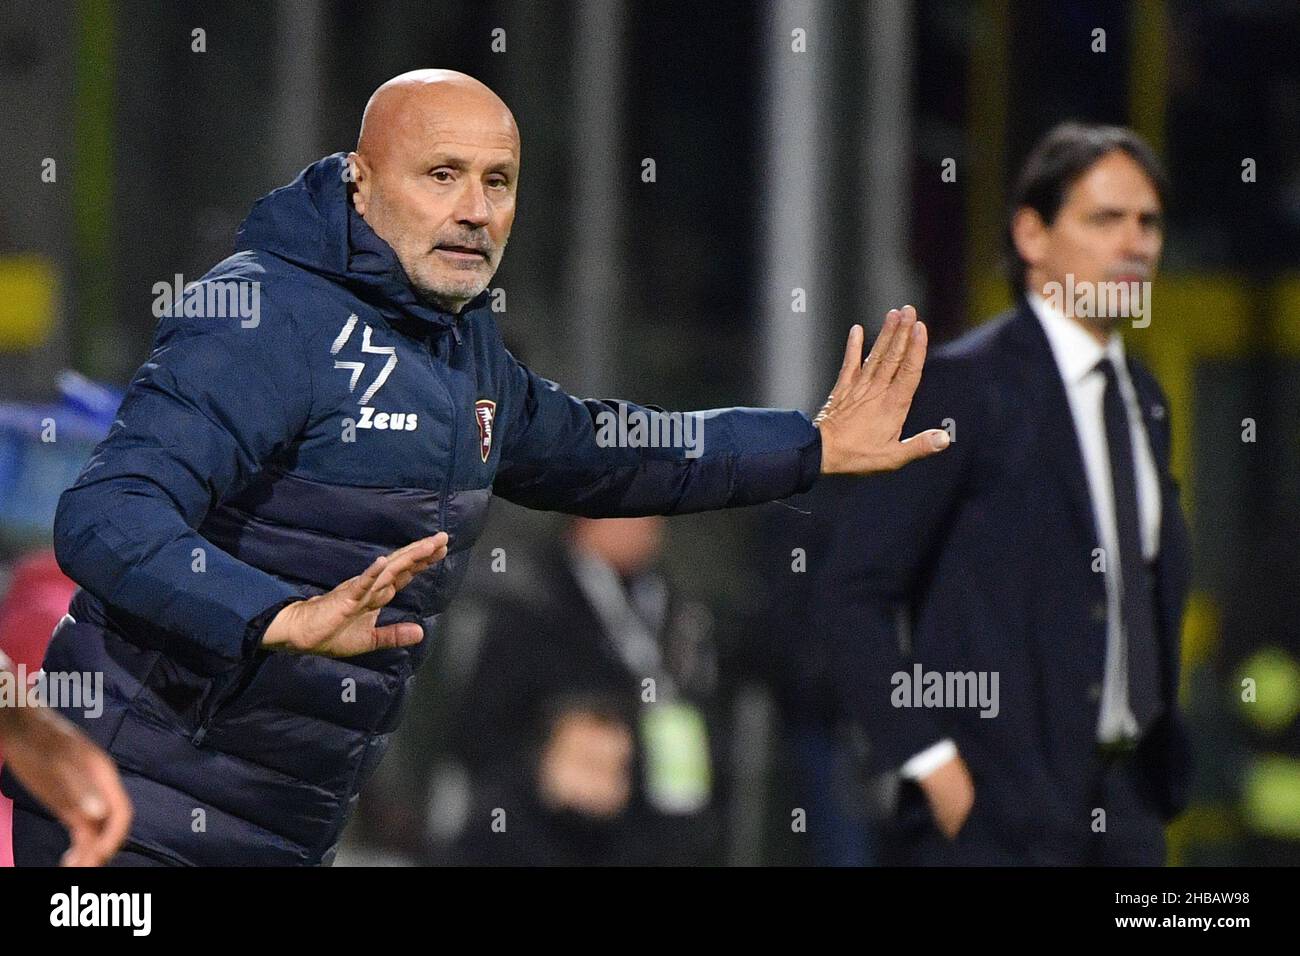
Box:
816 301 1193 856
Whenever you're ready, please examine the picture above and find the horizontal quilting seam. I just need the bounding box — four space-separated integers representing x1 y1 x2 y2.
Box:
115 705 346 799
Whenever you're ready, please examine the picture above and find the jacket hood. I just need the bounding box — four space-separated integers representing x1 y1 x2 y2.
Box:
234 152 489 328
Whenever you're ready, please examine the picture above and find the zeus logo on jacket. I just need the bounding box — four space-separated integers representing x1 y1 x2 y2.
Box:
355 407 418 431
331 314 396 406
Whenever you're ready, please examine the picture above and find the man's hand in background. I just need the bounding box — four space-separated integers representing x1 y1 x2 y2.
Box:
262 533 448 657
0 701 133 866
815 305 951 474
919 751 976 840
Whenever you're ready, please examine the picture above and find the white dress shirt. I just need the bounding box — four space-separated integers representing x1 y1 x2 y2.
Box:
901 295 1163 780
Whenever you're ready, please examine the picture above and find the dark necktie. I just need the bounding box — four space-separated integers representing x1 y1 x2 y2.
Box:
1098 357 1162 734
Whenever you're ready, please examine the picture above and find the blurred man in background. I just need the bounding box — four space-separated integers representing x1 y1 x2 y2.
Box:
821 123 1192 865
451 516 722 865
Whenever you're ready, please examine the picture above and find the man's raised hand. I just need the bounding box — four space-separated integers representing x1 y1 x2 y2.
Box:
261 533 449 657
814 305 951 474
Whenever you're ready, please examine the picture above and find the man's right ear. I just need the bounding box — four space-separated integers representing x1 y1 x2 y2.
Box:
346 152 368 213
1010 207 1047 272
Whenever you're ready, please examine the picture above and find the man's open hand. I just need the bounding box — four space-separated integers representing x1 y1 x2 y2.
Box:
262 533 449 657
814 305 951 474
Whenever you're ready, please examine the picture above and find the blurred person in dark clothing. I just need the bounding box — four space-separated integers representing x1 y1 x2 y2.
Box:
450 516 722 865
749 498 882 866
820 123 1192 865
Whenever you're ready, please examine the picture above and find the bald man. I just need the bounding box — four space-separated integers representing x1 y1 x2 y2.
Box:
2 70 947 865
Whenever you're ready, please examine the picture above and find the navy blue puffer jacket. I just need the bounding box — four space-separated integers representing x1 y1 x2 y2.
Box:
1 153 822 865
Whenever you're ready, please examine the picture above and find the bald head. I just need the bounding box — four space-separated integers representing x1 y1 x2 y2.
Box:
349 70 520 313
357 69 519 161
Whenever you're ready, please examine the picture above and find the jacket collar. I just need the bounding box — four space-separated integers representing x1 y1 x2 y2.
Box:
345 203 492 330
236 152 493 330
1003 297 1101 549
1024 291 1128 386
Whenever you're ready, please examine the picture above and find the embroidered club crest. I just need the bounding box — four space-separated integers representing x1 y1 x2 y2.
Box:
475 399 496 463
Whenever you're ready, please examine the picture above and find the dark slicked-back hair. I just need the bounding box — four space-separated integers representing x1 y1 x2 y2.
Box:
1005 122 1169 298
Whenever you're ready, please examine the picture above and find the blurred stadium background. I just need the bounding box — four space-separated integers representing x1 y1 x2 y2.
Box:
1 0 1297 865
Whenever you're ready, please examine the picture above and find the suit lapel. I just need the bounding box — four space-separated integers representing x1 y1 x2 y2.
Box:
1002 303 1100 550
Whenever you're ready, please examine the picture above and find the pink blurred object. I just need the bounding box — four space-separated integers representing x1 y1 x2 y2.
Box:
0 550 77 867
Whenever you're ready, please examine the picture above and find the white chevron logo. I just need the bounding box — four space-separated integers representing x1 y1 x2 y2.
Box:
330 314 398 406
